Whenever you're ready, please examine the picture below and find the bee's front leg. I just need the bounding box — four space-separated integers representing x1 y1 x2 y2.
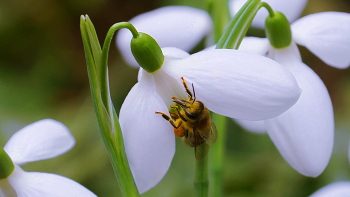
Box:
181 76 193 100
155 111 182 129
170 106 187 122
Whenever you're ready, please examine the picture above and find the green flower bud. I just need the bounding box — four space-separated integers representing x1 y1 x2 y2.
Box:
0 148 14 179
265 12 292 49
131 33 164 73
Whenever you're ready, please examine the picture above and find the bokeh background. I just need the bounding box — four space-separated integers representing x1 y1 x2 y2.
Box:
1 0 350 196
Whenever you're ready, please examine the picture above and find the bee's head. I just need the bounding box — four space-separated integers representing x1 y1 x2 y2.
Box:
172 97 205 119
184 101 204 119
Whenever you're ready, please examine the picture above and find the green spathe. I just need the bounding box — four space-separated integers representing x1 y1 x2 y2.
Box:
265 12 292 49
131 33 164 73
0 148 14 179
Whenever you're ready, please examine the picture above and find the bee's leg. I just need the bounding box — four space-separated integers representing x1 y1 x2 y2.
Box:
181 77 193 100
169 111 179 120
174 122 185 137
170 106 187 122
155 111 182 129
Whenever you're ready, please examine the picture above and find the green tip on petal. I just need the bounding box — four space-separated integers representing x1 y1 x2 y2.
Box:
0 148 14 179
265 12 292 49
131 33 164 73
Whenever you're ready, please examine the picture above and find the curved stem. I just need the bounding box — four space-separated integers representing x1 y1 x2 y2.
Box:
100 22 139 111
259 2 275 17
80 16 139 197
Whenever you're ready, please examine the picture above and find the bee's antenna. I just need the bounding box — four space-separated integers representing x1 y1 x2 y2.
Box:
192 83 196 104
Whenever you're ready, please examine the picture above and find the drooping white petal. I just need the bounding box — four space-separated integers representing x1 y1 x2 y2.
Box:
310 181 350 197
153 68 187 107
239 37 270 55
234 119 267 134
292 12 350 69
4 119 75 165
162 47 190 60
162 49 301 120
266 45 334 177
230 0 307 28
7 165 96 197
117 6 212 67
119 70 175 194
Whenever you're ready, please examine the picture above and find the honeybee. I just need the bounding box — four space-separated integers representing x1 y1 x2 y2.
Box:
155 77 217 161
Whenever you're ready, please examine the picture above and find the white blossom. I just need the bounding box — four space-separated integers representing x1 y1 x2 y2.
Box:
0 119 96 197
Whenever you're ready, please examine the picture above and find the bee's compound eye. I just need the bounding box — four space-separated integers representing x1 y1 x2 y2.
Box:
186 112 198 120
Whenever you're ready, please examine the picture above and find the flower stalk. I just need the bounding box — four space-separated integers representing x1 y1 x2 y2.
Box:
205 0 230 43
209 0 265 196
216 0 261 49
80 15 139 197
194 144 210 197
209 113 227 197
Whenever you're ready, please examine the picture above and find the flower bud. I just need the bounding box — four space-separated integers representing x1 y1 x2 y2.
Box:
265 12 292 49
131 33 164 73
0 148 14 179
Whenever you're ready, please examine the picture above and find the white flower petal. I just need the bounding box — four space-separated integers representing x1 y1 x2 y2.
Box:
117 6 212 67
266 46 334 177
162 49 301 120
230 0 307 28
239 37 270 55
153 68 187 107
310 181 350 197
120 71 175 193
7 165 96 197
162 47 190 60
4 119 74 165
292 12 350 69
234 119 267 134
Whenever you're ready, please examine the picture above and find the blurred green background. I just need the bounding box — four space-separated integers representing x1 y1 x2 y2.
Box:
1 0 350 196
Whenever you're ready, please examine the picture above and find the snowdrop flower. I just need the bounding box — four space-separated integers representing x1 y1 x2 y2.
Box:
230 0 308 28
117 6 212 67
0 119 96 197
310 181 350 197
120 32 302 193
236 11 350 177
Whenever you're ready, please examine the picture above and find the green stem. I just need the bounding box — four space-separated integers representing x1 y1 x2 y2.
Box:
194 144 210 197
209 113 227 197
209 0 262 196
216 0 261 49
100 22 139 115
196 2 230 195
80 16 139 197
205 0 230 43
259 2 275 17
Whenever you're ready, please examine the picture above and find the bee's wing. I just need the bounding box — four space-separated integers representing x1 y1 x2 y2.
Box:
198 123 217 146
